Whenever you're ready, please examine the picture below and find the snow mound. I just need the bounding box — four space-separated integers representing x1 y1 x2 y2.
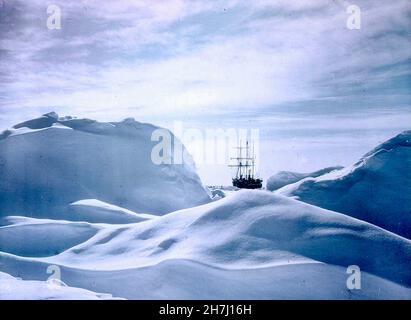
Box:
68 199 157 224
0 113 210 218
0 190 410 298
266 166 343 191
277 131 411 239
0 271 118 300
9 190 406 287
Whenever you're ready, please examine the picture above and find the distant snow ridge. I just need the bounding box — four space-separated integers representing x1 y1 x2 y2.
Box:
277 130 411 239
266 166 343 191
0 112 210 218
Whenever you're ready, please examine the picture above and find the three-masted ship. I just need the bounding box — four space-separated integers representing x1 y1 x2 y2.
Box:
229 140 262 189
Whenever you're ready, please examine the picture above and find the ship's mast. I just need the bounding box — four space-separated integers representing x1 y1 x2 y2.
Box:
229 140 254 179
251 142 256 179
246 141 249 178
238 140 242 179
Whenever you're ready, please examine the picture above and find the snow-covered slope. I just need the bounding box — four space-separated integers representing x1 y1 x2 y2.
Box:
1 190 410 299
277 131 411 239
0 113 210 218
266 166 343 191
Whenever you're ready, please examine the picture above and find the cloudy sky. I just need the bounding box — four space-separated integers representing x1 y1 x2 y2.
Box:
0 0 410 184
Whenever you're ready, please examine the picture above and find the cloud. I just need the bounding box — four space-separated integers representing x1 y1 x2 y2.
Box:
0 0 410 126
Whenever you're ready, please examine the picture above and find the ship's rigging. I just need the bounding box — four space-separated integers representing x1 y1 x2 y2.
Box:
229 140 262 189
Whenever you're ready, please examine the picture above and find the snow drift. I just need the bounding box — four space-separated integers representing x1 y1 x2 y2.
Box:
1 190 410 299
0 113 210 218
266 166 343 191
277 131 411 239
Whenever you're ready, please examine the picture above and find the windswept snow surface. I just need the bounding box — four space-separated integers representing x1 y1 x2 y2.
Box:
266 166 343 191
0 113 210 218
0 191 410 299
277 131 411 239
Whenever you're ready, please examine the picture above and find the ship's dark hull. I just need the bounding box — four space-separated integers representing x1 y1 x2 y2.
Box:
232 178 263 189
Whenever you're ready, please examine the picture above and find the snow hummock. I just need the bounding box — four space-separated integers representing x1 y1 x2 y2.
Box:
266 166 343 191
0 190 410 299
0 113 210 218
277 130 411 239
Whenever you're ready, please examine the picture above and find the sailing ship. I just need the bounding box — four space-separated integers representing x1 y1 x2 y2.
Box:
229 140 263 189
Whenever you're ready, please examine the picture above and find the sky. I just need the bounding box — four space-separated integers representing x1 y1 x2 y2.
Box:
0 0 410 185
